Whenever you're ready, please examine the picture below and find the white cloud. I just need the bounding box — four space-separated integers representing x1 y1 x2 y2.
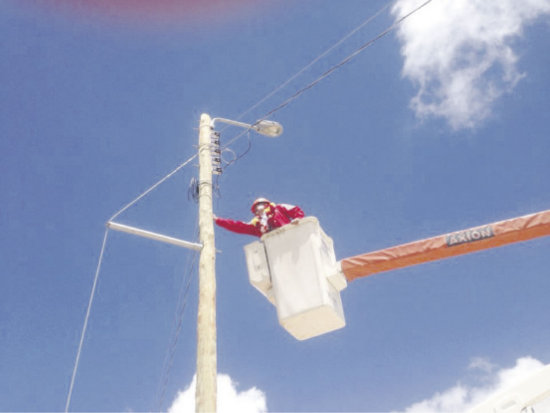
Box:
168 373 268 413
392 0 550 130
467 357 496 374
399 356 549 412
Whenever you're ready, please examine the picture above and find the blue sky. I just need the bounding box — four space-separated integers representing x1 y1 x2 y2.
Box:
1 1 550 412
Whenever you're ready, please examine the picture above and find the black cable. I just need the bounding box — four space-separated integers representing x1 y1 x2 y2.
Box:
222 131 252 171
221 0 435 154
260 0 434 121
187 176 199 203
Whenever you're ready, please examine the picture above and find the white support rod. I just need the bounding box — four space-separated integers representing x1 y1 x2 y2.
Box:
107 221 203 251
211 117 254 131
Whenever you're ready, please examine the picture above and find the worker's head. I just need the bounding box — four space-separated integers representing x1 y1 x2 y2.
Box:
251 198 270 215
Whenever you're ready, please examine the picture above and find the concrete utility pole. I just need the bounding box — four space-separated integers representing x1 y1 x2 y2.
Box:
193 113 282 412
195 113 217 412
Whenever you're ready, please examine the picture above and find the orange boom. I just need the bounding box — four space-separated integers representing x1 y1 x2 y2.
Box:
341 209 550 282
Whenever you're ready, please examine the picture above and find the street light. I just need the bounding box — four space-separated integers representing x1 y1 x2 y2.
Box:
211 117 283 138
195 114 283 413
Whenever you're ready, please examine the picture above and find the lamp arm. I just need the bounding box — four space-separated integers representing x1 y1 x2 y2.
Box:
210 117 256 130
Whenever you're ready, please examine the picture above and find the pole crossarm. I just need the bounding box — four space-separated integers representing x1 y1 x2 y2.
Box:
107 221 203 251
211 117 254 130
341 209 550 281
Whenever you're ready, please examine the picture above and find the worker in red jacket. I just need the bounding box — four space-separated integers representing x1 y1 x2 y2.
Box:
214 198 305 237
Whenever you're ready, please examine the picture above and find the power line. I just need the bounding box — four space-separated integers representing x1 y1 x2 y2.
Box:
231 1 393 124
260 0 434 120
218 1 393 150
222 0 434 153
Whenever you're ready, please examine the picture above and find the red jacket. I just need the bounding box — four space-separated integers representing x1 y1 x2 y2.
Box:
215 203 305 237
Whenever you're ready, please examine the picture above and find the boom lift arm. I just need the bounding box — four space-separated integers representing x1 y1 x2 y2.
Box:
340 209 550 282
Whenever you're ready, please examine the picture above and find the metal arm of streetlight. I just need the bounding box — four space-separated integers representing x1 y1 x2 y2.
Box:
210 117 283 138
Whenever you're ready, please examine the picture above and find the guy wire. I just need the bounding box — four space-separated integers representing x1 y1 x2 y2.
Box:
65 229 110 413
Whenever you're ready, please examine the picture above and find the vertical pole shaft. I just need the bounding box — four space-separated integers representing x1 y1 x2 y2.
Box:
195 113 217 412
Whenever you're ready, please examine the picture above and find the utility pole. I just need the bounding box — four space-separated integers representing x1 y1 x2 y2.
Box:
195 113 217 412
193 113 282 412
66 113 281 413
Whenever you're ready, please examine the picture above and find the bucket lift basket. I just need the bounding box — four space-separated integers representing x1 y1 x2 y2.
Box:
244 217 347 340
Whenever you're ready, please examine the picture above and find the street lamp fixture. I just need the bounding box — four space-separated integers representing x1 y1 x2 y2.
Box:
211 117 283 138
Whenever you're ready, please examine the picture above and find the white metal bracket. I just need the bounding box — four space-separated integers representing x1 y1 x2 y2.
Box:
107 221 203 251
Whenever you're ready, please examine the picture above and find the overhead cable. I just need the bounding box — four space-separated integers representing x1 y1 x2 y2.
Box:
260 0 434 120
218 1 393 149
222 0 434 154
65 229 110 413
232 1 393 124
